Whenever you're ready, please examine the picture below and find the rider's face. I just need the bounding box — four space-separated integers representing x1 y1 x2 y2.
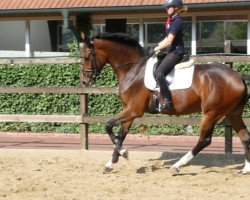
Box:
166 6 175 16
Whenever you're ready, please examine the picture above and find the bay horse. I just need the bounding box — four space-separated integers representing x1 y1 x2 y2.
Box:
80 32 250 174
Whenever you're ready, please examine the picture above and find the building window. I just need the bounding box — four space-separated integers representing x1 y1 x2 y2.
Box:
225 21 247 53
144 22 166 50
196 21 224 53
92 16 247 54
48 20 76 52
57 24 75 52
127 23 139 40
92 24 105 36
196 15 247 54
92 23 139 40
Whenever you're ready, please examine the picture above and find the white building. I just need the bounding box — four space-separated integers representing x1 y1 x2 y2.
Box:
0 0 250 57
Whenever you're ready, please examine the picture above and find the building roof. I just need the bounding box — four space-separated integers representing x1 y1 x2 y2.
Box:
0 0 249 10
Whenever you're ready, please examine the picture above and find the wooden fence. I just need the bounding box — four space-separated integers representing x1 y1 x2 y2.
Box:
0 55 249 153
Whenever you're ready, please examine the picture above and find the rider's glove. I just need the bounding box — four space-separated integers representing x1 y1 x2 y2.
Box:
148 48 155 57
148 48 161 58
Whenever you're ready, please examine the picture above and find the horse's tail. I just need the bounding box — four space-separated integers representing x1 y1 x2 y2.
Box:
242 74 250 81
246 91 250 102
241 74 250 102
245 87 250 102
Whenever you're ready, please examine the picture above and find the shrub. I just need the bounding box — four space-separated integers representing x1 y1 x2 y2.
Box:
0 62 249 135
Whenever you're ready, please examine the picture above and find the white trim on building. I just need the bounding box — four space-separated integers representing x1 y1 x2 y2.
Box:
191 15 196 55
248 14 250 55
25 20 31 57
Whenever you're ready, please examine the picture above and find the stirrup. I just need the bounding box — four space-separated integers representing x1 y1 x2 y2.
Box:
150 95 159 114
160 99 173 110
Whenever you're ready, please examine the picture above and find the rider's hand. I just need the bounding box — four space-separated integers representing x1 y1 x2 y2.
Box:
154 50 161 57
148 48 155 57
148 48 161 58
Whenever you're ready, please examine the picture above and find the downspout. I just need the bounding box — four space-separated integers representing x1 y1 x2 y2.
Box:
61 9 80 43
62 9 69 29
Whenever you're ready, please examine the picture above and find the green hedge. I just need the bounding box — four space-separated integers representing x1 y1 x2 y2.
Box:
0 62 249 135
0 64 80 133
0 63 122 133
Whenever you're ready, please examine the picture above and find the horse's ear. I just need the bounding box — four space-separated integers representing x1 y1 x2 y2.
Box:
81 32 94 47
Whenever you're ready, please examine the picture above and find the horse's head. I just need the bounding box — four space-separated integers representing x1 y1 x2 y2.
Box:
80 33 107 85
80 32 146 86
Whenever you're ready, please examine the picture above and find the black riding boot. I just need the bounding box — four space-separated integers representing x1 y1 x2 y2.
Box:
155 73 173 110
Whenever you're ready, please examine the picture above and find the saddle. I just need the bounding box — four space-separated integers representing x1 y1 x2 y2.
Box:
144 56 195 113
144 57 195 92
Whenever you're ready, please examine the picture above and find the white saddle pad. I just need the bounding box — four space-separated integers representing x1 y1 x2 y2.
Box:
144 57 195 91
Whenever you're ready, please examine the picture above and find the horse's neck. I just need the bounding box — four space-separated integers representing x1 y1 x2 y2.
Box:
111 56 142 74
110 56 146 93
108 48 141 68
99 41 145 92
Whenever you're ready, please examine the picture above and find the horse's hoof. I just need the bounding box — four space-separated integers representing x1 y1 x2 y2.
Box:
171 165 180 174
237 169 250 175
120 149 129 160
103 166 113 174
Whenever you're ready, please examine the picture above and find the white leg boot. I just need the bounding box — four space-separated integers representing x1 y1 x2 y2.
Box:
238 159 250 174
172 151 194 172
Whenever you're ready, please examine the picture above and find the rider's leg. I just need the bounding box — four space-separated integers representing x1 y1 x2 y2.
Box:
154 52 183 110
155 73 173 110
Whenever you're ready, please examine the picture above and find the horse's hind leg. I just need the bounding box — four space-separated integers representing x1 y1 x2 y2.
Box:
227 110 250 174
172 112 221 172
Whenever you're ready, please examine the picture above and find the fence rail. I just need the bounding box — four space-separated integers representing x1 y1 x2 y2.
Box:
1 114 250 126
0 87 118 94
0 56 80 65
0 55 249 152
191 54 250 63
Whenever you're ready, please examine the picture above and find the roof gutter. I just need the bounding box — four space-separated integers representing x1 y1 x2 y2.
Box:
188 2 250 9
0 2 249 16
0 6 161 15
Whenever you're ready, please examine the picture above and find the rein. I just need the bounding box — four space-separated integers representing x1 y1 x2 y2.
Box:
114 55 151 69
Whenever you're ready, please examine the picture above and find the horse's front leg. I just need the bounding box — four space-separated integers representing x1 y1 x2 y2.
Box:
104 119 134 173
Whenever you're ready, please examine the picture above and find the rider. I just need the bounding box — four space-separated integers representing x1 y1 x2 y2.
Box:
153 0 185 110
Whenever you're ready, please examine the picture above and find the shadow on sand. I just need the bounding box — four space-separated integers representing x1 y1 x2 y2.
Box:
136 152 245 175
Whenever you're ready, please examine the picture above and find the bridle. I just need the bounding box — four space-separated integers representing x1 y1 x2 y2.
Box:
81 43 151 85
80 46 101 85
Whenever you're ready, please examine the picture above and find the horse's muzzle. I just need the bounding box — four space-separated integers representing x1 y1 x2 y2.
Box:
81 74 96 86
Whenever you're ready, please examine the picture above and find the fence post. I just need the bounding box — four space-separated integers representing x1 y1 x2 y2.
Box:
80 92 89 150
79 42 89 150
223 41 233 154
224 61 233 154
224 118 233 154
223 61 233 154
224 40 232 54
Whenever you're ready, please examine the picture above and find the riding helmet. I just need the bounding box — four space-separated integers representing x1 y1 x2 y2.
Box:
163 0 183 8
